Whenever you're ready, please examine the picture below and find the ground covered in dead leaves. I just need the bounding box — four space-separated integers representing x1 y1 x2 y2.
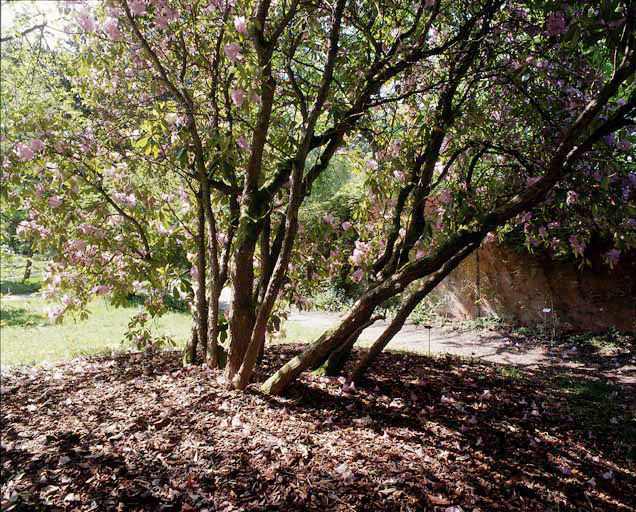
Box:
2 346 635 511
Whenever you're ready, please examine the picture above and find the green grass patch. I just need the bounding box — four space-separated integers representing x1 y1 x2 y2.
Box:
0 254 46 295
0 296 191 366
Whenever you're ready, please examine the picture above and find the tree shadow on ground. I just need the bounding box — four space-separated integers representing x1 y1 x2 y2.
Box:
0 279 41 296
1 346 634 511
0 305 48 327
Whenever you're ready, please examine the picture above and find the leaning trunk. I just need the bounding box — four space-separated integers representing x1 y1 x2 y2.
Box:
323 314 381 376
350 241 479 383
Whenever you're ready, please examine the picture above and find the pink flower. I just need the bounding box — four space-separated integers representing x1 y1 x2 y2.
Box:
14 142 34 161
322 213 337 227
439 190 452 204
102 18 123 41
617 140 632 152
250 91 261 104
393 170 407 183
129 0 146 16
569 235 585 258
44 305 65 323
341 221 351 231
30 139 45 152
76 8 95 32
237 136 250 151
527 176 541 186
92 285 113 295
190 266 199 280
224 42 243 61
366 159 379 170
604 249 621 268
231 89 246 107
546 11 566 37
234 16 248 35
70 240 86 251
155 14 169 29
48 196 63 208
351 268 364 284
415 249 426 260
566 190 578 205
77 223 94 236
164 7 179 22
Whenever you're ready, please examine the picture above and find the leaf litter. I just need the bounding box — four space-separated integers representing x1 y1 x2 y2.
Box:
1 345 634 511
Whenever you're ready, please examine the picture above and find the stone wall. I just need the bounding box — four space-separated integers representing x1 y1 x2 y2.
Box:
432 242 636 333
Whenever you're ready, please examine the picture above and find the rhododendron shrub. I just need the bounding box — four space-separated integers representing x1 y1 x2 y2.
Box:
2 0 634 394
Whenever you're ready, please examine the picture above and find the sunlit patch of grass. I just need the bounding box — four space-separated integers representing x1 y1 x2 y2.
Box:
499 365 524 380
0 296 191 366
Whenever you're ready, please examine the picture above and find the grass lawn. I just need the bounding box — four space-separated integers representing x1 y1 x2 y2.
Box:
0 295 192 366
0 296 331 367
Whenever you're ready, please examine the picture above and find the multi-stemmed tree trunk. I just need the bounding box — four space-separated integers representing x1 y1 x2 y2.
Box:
262 52 636 393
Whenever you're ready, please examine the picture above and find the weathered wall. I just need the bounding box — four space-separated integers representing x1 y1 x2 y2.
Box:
433 242 636 333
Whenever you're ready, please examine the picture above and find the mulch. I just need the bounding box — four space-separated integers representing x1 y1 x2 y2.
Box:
1 345 634 511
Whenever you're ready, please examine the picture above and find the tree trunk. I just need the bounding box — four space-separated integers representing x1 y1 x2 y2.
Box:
323 314 382 376
22 245 33 282
183 318 199 365
261 299 377 394
225 213 258 379
350 241 478 383
195 189 209 357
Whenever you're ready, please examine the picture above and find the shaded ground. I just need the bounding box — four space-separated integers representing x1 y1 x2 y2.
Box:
288 310 636 383
2 347 635 511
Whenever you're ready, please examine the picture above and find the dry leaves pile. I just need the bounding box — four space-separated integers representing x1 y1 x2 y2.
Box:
2 345 634 511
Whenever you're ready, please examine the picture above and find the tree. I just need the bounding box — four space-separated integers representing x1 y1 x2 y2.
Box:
3 0 634 393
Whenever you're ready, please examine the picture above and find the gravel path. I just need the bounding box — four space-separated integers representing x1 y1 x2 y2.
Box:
286 310 636 383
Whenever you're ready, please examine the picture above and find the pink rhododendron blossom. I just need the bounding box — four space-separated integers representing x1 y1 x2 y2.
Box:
70 240 86 251
604 249 621 268
566 190 578 205
341 221 351 231
190 266 199 279
224 42 242 61
132 280 145 292
231 89 246 107
129 0 146 15
48 196 63 208
113 192 137 208
546 11 566 37
351 268 364 284
155 14 169 29
102 18 123 41
322 213 337 228
569 235 585 257
486 232 497 244
234 16 248 35
92 285 113 295
415 249 426 260
393 170 407 182
164 7 179 22
438 189 452 204
44 305 65 323
237 136 250 151
14 142 35 161
76 8 95 32
366 159 379 170
30 139 45 152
